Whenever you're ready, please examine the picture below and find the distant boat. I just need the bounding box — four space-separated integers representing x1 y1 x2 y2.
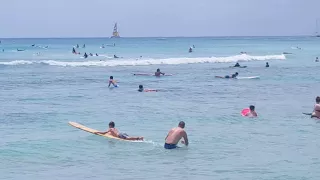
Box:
315 19 320 37
111 23 120 38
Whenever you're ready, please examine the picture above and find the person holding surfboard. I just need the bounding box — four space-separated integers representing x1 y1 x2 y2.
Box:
95 121 143 140
164 121 189 149
108 76 118 88
155 68 165 77
311 96 320 118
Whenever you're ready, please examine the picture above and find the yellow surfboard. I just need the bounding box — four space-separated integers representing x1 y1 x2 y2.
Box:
68 121 141 141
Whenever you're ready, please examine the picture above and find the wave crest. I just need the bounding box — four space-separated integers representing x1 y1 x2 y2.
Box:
0 54 285 67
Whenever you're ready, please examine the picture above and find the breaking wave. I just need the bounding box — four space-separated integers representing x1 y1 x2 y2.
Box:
0 54 285 67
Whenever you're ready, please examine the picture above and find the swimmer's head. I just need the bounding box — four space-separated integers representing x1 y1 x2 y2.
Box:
250 105 255 111
178 121 185 128
110 76 113 79
109 121 115 128
138 85 143 92
316 96 320 103
157 68 160 72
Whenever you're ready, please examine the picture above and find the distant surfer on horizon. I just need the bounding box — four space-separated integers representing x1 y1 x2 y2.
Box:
94 121 143 140
164 121 189 149
155 68 165 77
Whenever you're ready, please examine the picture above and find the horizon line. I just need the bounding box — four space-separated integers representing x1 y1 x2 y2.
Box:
0 35 315 39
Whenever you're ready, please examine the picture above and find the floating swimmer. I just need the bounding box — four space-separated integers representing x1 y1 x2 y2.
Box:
155 68 165 77
108 76 118 87
96 53 99 56
138 85 157 92
164 121 189 149
242 105 258 117
189 47 193 53
82 44 86 48
89 53 93 56
316 57 319 62
76 44 79 48
266 62 269 67
83 52 88 58
114 54 119 58
94 121 143 140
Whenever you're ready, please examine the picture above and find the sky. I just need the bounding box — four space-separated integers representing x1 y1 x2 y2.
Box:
0 0 320 38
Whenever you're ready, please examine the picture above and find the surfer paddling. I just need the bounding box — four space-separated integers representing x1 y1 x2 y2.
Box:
164 121 189 149
95 121 143 140
138 85 157 92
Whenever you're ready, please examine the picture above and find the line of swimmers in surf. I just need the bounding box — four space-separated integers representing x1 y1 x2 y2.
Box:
94 105 260 149
233 62 269 68
90 96 320 149
108 68 165 91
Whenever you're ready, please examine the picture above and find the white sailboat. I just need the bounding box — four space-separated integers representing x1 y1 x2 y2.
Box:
111 23 120 38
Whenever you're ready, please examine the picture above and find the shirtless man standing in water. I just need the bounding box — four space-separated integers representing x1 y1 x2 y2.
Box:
164 121 189 149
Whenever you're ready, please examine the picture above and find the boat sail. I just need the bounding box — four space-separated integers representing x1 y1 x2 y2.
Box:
111 23 120 38
316 19 320 37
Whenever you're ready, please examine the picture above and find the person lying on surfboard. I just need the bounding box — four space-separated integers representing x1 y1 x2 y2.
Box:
95 121 143 140
244 105 258 117
138 85 157 92
234 62 240 67
164 121 189 149
155 68 165 77
224 72 239 79
311 96 320 118
108 76 118 87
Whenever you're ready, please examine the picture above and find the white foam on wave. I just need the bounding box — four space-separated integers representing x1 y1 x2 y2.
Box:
0 54 285 67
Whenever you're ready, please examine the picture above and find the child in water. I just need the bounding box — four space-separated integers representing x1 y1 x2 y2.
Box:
108 76 118 87
245 105 258 117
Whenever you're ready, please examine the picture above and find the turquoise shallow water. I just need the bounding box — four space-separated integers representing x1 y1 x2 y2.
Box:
1 37 320 180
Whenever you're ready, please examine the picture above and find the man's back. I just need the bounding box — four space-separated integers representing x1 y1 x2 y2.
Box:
165 127 185 145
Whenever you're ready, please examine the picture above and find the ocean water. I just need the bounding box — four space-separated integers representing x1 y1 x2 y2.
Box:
1 37 320 180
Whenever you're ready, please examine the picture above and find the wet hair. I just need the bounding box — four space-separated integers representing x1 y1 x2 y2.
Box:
109 121 115 128
139 85 143 89
110 76 113 79
316 96 320 103
157 68 160 72
178 121 185 128
249 105 255 111
235 72 239 75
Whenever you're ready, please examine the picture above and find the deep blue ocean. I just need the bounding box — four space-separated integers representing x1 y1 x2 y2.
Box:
1 37 320 180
